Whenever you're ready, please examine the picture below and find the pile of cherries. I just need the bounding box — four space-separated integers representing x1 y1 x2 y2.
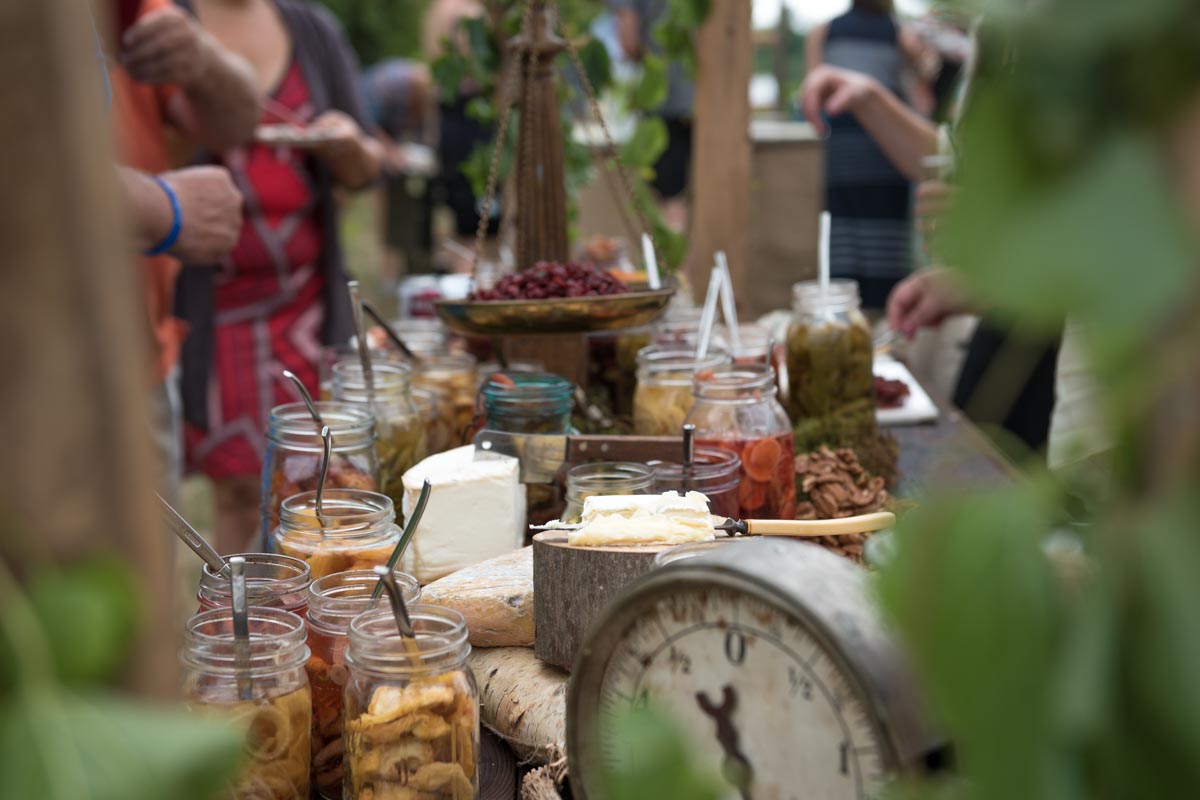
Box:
470 261 628 301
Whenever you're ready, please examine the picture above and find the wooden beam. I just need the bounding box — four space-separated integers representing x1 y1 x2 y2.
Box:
684 0 753 306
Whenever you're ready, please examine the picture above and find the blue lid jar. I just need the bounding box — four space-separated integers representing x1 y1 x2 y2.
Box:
481 372 575 434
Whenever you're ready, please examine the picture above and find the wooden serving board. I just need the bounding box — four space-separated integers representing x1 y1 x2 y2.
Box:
532 531 675 670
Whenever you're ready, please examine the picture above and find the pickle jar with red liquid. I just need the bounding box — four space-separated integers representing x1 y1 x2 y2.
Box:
685 364 796 520
306 569 420 799
196 552 313 617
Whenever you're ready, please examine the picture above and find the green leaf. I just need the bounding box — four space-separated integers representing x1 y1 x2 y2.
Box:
599 706 723 800
629 55 669 111
621 117 668 169
431 53 470 104
0 690 243 800
577 37 613 96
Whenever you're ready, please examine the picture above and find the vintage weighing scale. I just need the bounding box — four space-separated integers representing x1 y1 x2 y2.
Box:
566 538 943 799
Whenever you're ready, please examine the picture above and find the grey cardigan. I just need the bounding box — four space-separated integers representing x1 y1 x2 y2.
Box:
174 0 365 430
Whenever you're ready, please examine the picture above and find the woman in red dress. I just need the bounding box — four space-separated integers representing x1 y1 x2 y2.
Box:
176 0 382 553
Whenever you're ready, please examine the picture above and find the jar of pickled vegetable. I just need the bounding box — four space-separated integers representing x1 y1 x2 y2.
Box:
412 387 452 457
562 462 656 523
785 279 873 425
306 570 420 800
333 360 427 512
275 490 401 580
685 364 796 520
633 346 730 436
261 401 380 547
588 327 651 418
344 605 479 800
413 354 478 450
481 372 575 434
648 446 742 521
196 553 313 617
182 606 312 800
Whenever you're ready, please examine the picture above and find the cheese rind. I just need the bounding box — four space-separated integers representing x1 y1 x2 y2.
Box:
401 446 526 583
568 491 717 547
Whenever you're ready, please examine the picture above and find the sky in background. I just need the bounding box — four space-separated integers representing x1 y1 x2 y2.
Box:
753 0 931 30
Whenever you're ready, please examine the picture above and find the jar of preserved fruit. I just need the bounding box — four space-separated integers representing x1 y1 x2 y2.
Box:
306 570 420 800
562 462 656 523
481 372 575 434
588 327 651 418
785 279 873 425
413 354 478 450
333 360 427 512
196 553 312 617
685 364 796 520
648 446 742 521
182 606 312 800
261 401 379 547
344 605 479 800
633 346 730 436
652 306 704 347
275 490 401 580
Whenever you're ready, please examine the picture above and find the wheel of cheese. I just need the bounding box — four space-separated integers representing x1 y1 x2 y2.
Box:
421 547 534 647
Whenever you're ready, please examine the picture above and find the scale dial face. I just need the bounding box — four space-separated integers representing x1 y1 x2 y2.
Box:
577 583 894 800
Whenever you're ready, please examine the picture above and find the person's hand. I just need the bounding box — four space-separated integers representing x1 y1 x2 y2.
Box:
886 268 968 339
305 110 363 161
800 65 879 136
120 7 213 89
160 167 244 263
915 179 955 237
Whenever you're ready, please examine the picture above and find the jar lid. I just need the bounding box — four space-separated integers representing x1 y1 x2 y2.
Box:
346 604 470 671
307 569 421 634
693 364 778 401
182 606 310 675
268 402 376 448
791 279 861 314
198 552 312 605
279 489 395 538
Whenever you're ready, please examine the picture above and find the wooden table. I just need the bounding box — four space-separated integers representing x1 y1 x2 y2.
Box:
891 400 1018 497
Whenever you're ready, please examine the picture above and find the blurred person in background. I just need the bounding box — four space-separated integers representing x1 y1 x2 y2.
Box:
361 59 435 287
174 0 383 553
805 0 939 311
106 0 258 505
609 0 693 232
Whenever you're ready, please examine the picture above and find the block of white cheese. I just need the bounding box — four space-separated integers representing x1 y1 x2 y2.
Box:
567 491 717 547
401 446 526 583
421 547 533 647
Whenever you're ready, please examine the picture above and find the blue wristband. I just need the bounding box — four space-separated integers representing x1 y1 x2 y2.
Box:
145 175 183 256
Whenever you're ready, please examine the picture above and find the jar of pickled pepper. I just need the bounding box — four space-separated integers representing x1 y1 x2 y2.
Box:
182 606 312 800
785 279 874 426
306 570 421 800
413 354 478 450
274 489 401 580
648 446 742 521
196 553 313 617
633 346 730 436
333 360 427 513
562 461 656 523
685 364 796 520
344 605 479 800
261 401 379 547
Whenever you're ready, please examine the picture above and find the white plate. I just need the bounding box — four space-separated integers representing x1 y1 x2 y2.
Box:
254 124 337 146
875 356 939 426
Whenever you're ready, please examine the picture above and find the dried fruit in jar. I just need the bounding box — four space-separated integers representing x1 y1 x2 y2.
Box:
632 382 694 436
701 433 797 520
267 454 377 532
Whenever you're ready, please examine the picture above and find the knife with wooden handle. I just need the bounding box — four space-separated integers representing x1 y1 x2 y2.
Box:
532 511 895 537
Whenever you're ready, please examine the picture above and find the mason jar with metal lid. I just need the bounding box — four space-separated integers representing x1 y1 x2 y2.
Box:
343 605 479 800
274 489 401 581
182 606 312 800
633 346 730 436
196 552 312 617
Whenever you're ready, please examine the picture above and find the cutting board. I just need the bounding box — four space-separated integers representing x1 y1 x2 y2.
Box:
875 356 939 426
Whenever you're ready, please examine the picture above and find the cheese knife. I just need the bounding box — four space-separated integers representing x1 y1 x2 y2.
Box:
474 431 683 484
531 511 896 537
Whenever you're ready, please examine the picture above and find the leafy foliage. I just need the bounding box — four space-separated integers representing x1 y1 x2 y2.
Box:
313 0 429 63
600 705 724 800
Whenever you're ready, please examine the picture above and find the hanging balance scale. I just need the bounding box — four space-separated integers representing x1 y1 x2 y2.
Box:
433 0 674 346
566 538 944 799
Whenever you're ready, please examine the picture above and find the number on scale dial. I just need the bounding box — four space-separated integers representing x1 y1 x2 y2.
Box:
595 587 889 800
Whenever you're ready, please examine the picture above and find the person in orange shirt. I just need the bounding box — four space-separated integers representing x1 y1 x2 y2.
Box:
106 0 259 504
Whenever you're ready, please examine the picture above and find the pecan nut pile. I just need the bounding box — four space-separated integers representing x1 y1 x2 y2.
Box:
795 446 890 565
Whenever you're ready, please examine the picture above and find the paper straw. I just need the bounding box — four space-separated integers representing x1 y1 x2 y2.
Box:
818 211 831 300
642 233 662 290
714 252 741 353
694 265 723 360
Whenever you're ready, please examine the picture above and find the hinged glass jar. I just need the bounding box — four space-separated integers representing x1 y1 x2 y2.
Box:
344 605 479 800
633 346 730 436
333 360 427 510
306 570 421 800
196 552 312 617
562 462 656 523
261 401 380 546
648 446 742 520
481 372 575 434
685 364 796 520
413 354 478 450
274 489 401 580
785 279 874 425
182 606 312 800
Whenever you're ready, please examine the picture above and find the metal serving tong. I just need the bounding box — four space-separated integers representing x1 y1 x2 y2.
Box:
531 511 895 538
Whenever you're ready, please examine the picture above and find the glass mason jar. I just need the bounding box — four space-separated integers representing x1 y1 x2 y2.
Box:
333 360 427 512
562 462 656 523
685 364 797 520
653 306 705 347
785 279 874 425
274 489 401 580
261 401 380 546
306 570 421 800
480 372 575 434
588 327 651 418
412 387 453 457
344 605 479 800
182 606 312 800
633 346 730 436
648 446 742 521
196 553 313 617
390 317 448 360
723 323 774 367
413 353 478 450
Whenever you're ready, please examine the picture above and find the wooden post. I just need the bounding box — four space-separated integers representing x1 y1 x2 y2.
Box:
0 0 174 697
684 0 753 306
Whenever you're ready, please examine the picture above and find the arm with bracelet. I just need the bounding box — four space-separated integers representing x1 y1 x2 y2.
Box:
118 165 243 263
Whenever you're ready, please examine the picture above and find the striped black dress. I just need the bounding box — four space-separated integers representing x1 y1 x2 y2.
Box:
822 8 913 309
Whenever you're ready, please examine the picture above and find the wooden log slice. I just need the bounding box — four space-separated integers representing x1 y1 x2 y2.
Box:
533 531 671 670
